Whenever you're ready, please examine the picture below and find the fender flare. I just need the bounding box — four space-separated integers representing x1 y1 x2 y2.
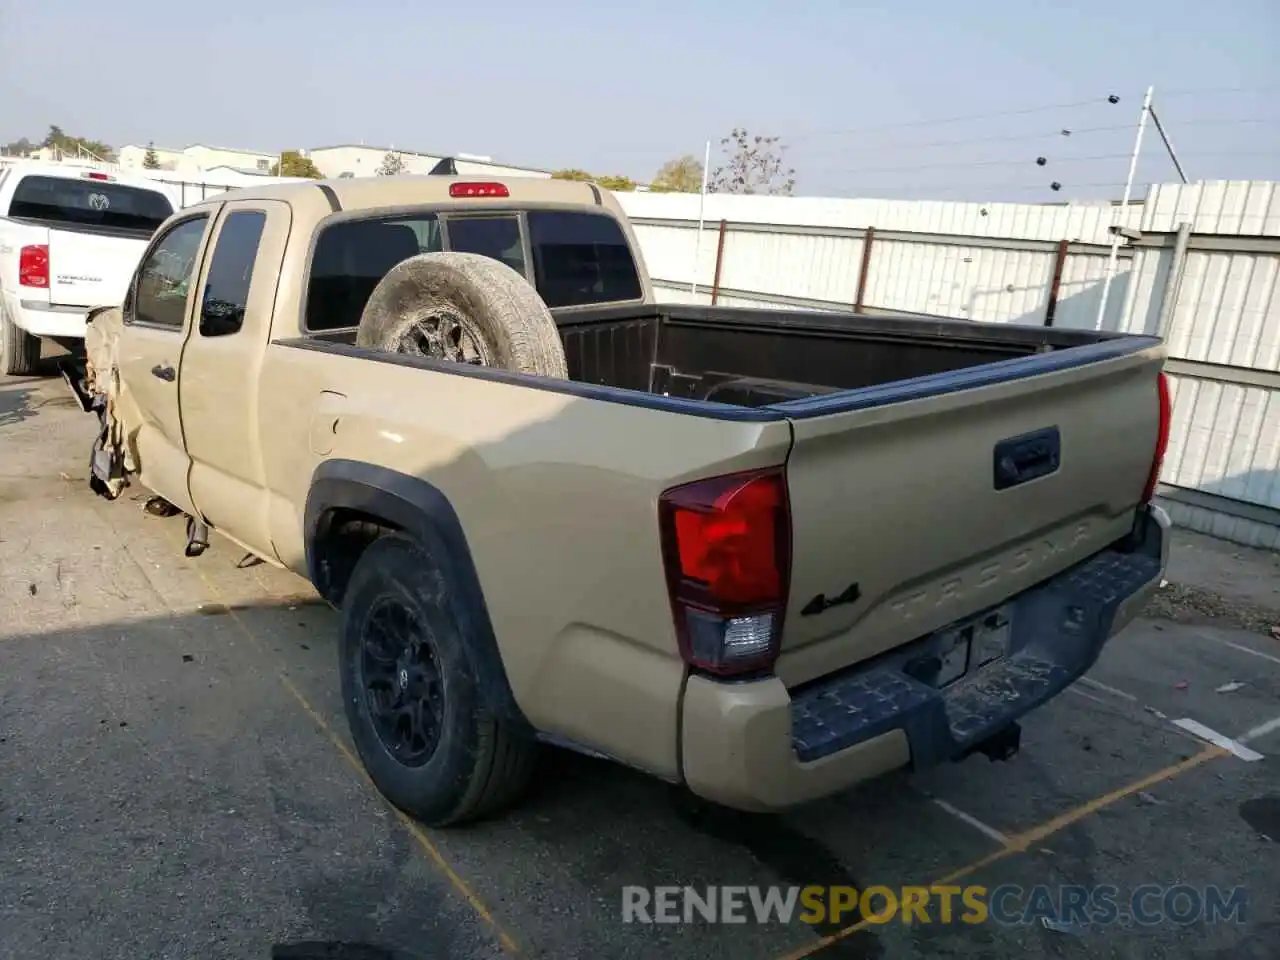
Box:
304 459 528 728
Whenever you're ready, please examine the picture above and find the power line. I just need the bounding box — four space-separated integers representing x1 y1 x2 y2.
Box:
796 118 1279 158
1158 83 1280 98
787 88 1280 143
800 149 1280 177
822 180 1155 197
788 97 1123 144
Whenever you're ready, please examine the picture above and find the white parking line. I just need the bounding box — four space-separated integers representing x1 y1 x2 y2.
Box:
1077 675 1139 702
1067 686 1117 708
1172 718 1264 762
1070 676 1273 756
1238 715 1280 745
1190 630 1280 668
930 797 1011 845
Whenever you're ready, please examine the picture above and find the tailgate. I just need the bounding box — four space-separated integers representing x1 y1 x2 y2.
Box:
776 339 1164 685
48 228 148 308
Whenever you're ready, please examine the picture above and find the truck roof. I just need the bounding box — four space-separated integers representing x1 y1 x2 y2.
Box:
185 174 626 219
0 161 174 193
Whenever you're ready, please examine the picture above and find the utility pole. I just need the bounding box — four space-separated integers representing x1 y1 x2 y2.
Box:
691 139 712 297
1096 85 1153 329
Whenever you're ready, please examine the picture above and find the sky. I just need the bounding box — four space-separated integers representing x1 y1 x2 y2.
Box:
1 0 1277 202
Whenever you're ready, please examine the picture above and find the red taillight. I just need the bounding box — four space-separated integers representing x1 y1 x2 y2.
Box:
1141 371 1171 503
659 468 791 677
18 245 49 288
82 171 113 181
448 181 509 198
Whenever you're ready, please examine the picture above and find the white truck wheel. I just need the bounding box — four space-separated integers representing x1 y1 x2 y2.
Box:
0 302 41 377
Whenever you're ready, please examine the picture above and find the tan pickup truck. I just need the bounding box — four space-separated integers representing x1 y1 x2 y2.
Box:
76 174 1173 827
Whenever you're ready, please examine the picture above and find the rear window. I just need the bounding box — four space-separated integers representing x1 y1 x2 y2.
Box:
7 175 174 233
447 215 526 276
527 210 642 307
302 207 643 331
306 215 442 331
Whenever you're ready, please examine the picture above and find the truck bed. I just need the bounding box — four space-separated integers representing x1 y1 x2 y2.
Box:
286 302 1164 689
302 304 1136 411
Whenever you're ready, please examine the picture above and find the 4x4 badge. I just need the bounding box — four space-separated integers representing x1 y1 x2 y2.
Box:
800 582 861 617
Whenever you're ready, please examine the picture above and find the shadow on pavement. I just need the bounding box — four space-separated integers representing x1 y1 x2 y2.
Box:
2 591 1276 960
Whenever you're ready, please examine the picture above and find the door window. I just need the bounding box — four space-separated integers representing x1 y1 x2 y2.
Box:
200 211 266 337
446 215 526 277
133 216 209 329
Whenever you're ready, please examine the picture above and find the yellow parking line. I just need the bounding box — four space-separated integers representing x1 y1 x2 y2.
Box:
776 744 1226 960
195 568 521 955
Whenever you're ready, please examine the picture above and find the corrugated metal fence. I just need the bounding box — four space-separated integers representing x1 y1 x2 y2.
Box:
618 190 1147 327
617 182 1280 549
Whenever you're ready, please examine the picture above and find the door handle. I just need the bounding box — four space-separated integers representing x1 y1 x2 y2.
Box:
993 426 1061 490
151 364 176 382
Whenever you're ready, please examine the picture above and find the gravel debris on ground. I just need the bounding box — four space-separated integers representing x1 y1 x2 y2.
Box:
1142 580 1280 636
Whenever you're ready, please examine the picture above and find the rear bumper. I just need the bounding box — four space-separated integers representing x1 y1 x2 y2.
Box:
5 297 89 338
680 504 1170 812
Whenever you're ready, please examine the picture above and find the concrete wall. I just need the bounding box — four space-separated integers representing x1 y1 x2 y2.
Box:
117 144 275 175
309 146 442 178
309 145 552 180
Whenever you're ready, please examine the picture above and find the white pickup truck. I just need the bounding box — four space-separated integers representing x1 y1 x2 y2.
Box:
0 162 175 375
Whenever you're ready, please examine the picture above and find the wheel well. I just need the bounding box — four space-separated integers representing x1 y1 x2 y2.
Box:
312 507 403 605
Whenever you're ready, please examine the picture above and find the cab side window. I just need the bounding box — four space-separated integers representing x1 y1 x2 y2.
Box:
200 211 267 337
133 216 209 329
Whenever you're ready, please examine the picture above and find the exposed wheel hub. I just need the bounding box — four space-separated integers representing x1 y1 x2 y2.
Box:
396 308 492 366
360 598 445 767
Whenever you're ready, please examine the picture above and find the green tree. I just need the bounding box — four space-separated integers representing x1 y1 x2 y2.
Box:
270 150 323 179
551 168 635 191
649 154 704 193
708 128 795 196
376 151 406 176
2 136 32 157
594 174 636 192
41 125 115 161
143 142 161 169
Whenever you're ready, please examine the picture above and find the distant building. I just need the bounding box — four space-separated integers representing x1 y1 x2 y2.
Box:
117 143 276 175
307 144 550 180
107 140 548 181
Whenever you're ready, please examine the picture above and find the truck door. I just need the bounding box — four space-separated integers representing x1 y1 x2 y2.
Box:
117 211 214 516
179 198 291 562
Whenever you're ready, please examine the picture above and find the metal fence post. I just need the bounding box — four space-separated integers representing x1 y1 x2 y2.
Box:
1043 239 1070 326
854 227 876 312
710 220 728 304
1155 222 1193 340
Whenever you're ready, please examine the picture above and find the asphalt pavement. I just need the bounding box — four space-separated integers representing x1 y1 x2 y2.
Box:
2 370 1277 960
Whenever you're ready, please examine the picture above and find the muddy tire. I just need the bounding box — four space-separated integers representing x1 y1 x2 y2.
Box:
0 302 41 377
354 251 568 379
339 533 537 826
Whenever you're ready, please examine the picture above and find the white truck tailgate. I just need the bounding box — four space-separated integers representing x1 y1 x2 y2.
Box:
48 228 150 308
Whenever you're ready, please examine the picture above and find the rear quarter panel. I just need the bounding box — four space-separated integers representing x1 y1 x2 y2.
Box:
258 346 792 777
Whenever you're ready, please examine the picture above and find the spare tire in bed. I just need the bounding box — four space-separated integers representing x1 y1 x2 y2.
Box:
354 251 569 379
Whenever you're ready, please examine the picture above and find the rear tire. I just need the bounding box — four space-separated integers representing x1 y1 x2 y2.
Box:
339 533 537 826
355 251 568 379
0 303 41 377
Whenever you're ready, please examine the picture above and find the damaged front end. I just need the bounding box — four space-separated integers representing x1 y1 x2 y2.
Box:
66 305 137 501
